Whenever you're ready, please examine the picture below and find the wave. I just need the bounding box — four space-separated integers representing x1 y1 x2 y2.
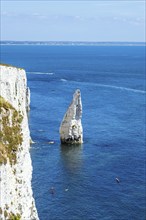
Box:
27 72 145 94
65 79 145 94
60 78 67 82
96 83 146 94
27 71 54 75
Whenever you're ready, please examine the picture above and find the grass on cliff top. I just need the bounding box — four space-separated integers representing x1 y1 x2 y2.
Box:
0 96 23 165
0 63 24 70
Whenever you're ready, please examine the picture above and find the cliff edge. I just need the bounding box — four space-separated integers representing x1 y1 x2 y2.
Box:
0 64 39 219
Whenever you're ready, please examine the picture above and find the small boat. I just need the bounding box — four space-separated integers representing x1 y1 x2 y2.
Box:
115 177 120 183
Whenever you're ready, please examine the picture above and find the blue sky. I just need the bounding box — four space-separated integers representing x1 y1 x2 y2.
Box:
1 1 145 42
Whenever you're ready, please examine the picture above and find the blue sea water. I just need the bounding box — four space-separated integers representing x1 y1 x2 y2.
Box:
1 45 146 220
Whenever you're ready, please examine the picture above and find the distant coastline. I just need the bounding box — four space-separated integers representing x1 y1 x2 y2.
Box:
0 41 145 46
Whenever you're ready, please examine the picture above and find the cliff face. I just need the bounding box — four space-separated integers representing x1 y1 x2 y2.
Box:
0 65 39 219
60 89 83 144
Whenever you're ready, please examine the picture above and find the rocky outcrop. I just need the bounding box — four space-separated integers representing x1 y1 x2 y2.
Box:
0 64 39 219
60 89 83 144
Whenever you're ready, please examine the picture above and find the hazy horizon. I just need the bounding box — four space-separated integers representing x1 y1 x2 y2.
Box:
1 40 146 43
1 1 145 42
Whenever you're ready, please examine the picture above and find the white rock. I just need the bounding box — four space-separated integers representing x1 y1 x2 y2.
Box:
0 65 39 220
59 89 83 144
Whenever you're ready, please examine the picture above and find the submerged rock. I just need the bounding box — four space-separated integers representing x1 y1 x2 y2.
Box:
60 89 83 144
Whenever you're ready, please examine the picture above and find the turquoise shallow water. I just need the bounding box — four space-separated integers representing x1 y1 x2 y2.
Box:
1 45 146 220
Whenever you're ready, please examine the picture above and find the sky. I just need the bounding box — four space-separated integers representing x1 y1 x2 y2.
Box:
1 0 145 42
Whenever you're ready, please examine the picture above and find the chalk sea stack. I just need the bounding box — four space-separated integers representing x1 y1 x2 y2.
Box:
60 89 83 144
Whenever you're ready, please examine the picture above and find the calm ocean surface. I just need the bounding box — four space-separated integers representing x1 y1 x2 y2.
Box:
1 45 146 220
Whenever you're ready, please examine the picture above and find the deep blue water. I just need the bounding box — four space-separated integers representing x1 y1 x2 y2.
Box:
1 45 146 220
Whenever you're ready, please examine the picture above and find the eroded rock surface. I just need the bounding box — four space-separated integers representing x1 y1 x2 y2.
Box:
60 89 83 144
0 64 39 220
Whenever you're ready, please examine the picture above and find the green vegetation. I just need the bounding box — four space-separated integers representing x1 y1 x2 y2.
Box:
0 96 14 111
4 210 8 218
0 63 23 70
0 207 2 214
8 212 21 220
0 96 23 165
0 207 21 220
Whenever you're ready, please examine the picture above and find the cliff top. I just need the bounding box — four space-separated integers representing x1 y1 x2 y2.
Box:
0 63 24 70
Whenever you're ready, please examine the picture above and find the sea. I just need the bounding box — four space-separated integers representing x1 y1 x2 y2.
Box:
1 44 146 220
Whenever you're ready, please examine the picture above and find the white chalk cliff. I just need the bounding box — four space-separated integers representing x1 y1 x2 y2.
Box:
0 64 39 219
60 89 83 144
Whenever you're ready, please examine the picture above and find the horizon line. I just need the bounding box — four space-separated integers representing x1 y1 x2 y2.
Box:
1 40 146 43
